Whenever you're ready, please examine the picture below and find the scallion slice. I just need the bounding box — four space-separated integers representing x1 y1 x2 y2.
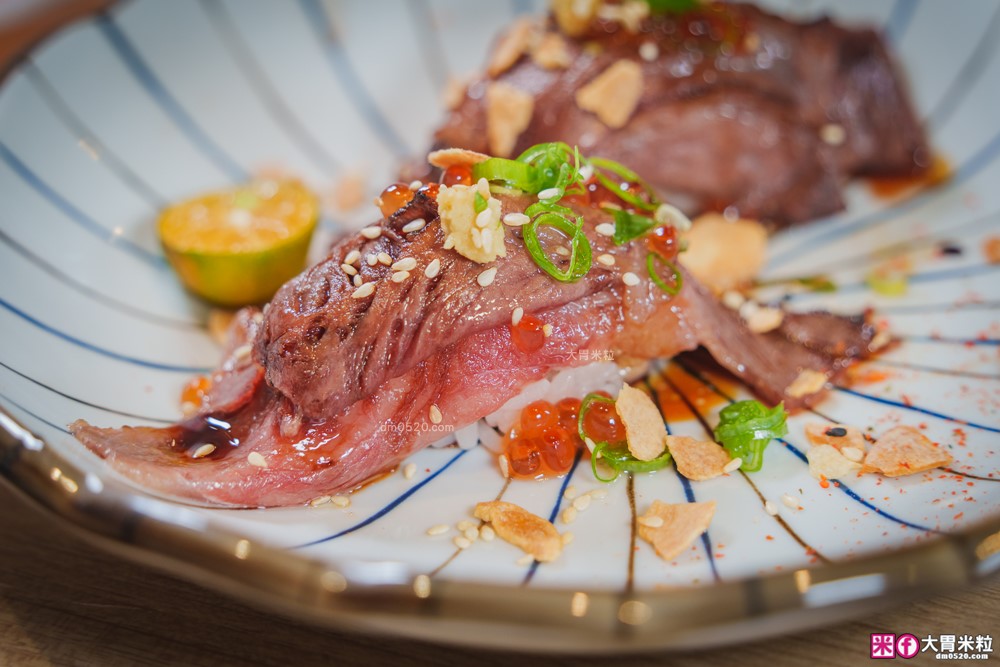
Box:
579 392 672 482
713 400 788 472
612 209 656 245
472 158 538 192
522 211 592 283
647 253 683 295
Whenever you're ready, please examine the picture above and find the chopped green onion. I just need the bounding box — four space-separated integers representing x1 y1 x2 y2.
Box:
579 392 672 482
755 275 837 293
589 157 658 212
644 0 701 13
472 157 538 192
865 271 908 297
473 191 488 214
611 209 656 245
713 400 788 472
522 210 592 283
647 253 683 295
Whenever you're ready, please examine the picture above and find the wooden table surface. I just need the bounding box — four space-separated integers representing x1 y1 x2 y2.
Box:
1 2 998 666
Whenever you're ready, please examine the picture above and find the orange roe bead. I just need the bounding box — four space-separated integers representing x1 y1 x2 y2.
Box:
540 427 576 472
180 375 212 407
442 164 473 186
377 183 414 217
556 397 582 434
510 314 546 354
583 398 626 444
520 400 557 438
508 437 541 476
418 182 440 200
646 224 678 260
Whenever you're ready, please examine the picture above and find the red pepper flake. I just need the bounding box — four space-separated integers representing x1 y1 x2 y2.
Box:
765 535 774 541
900 394 914 407
819 475 830 489
954 512 965 520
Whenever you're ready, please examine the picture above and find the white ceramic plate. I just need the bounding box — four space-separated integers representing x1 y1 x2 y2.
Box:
0 0 998 653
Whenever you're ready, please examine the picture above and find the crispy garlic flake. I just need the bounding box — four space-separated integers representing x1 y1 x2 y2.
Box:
678 213 768 292
437 179 506 264
667 435 732 481
804 423 868 453
615 384 668 461
637 500 716 562
474 501 563 562
575 60 643 129
806 444 861 481
863 425 953 477
486 82 534 158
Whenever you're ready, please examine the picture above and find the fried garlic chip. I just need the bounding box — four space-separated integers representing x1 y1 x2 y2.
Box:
863 425 953 477
474 501 562 562
667 435 731 481
637 500 716 562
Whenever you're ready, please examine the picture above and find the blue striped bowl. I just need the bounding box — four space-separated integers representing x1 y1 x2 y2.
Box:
0 0 997 652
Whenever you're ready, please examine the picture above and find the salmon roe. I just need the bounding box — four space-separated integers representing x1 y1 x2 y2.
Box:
376 182 414 217
510 314 547 354
180 375 212 409
503 393 624 479
646 224 679 260
442 164 473 186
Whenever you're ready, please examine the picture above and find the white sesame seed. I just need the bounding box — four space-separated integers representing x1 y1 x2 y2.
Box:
572 494 591 511
464 526 479 541
764 500 779 516
366 253 378 266
578 164 594 181
180 401 198 417
498 454 510 478
377 252 392 266
391 257 417 272
248 452 268 468
638 515 664 528
413 574 431 598
721 290 745 310
192 444 215 459
480 525 496 541
429 404 443 424
584 437 597 452
471 227 483 248
391 270 411 283
233 344 252 362
516 554 534 566
402 218 427 233
723 458 743 473
511 307 524 326
596 253 616 266
481 227 494 249
562 532 575 545
842 446 865 462
351 282 376 299
562 506 578 524
589 489 608 500
476 208 494 229
331 495 351 508
503 212 530 227
820 123 846 146
639 41 659 61
563 485 577 500
424 258 441 278
654 203 692 231
352 274 363 287
360 226 382 239
309 495 331 507
781 493 800 509
555 245 572 257
622 272 640 286
456 520 475 532
454 536 472 550
341 263 358 276
476 177 490 197
409 180 423 190
538 186 562 201
542 323 553 337
595 222 616 237
427 524 449 536
443 234 456 250
403 463 417 480
477 267 497 287
344 249 361 265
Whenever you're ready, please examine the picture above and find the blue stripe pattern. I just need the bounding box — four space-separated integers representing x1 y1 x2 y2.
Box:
294 448 470 549
777 438 940 533
768 126 1000 272
96 15 249 182
786 263 1000 302
0 394 71 435
0 141 165 267
895 334 999 347
675 462 721 582
885 0 919 44
834 386 1000 433
523 449 583 584
297 0 410 157
0 296 212 374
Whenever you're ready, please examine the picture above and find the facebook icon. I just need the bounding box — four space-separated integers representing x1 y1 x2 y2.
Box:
896 634 920 659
